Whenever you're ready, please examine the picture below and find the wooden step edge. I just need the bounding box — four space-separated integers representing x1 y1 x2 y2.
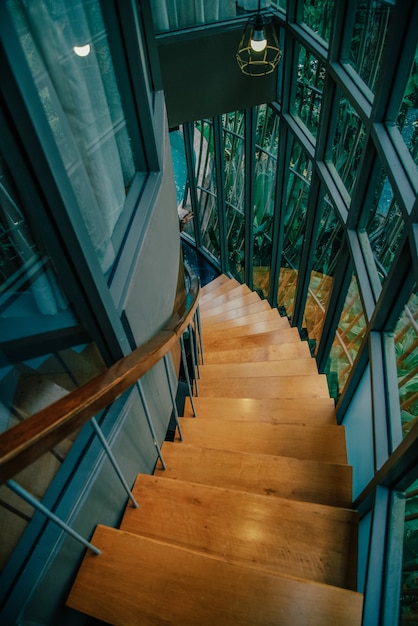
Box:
201 310 286 332
200 282 248 305
200 298 270 322
199 275 228 296
157 443 354 508
67 526 363 626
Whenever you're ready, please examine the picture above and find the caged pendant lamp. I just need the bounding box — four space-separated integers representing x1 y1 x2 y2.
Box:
236 0 281 76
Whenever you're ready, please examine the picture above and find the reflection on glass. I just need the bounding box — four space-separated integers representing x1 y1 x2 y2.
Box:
326 273 366 400
395 288 418 437
397 40 418 171
194 120 219 258
302 0 334 42
223 112 245 280
294 45 326 137
8 0 135 274
348 0 393 93
253 105 279 296
366 171 405 283
278 140 312 319
303 196 344 354
401 477 418 624
331 94 367 196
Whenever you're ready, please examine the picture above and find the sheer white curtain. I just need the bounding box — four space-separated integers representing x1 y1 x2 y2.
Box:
7 0 135 273
151 0 237 32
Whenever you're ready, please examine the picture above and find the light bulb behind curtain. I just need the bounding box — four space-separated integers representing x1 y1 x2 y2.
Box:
7 0 136 273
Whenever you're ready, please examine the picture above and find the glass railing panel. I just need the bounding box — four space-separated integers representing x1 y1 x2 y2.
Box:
223 112 246 280
301 0 334 44
395 286 418 438
365 168 405 284
396 39 418 171
400 477 418 625
277 140 312 319
346 0 393 95
331 94 367 197
253 105 279 297
302 195 344 355
293 44 326 138
326 272 367 400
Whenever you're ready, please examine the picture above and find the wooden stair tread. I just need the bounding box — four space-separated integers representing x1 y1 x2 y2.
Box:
179 419 347 463
203 318 290 340
197 373 330 398
201 308 283 330
199 274 228 296
200 283 250 307
202 328 300 350
67 526 363 626
184 396 336 424
200 296 270 321
200 277 242 301
199 358 318 379
120 475 358 589
157 442 353 508
204 341 312 363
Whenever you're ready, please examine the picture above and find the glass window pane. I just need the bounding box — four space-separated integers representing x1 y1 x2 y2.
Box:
326 273 367 400
223 112 245 281
294 45 326 138
303 196 344 355
347 0 393 93
194 120 219 260
366 169 405 283
278 140 312 319
331 94 367 196
395 287 418 437
8 0 136 274
396 41 418 171
401 477 418 624
253 105 279 297
302 0 334 43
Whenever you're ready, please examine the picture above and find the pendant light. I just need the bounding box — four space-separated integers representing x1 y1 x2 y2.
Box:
236 0 281 76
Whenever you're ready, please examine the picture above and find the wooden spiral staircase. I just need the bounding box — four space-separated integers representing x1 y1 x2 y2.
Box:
66 275 364 625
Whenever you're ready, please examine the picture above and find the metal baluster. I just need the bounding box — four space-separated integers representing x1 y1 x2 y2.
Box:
90 417 139 508
188 323 199 396
6 479 101 555
180 333 197 416
192 313 201 379
163 354 183 441
195 305 204 364
136 380 167 470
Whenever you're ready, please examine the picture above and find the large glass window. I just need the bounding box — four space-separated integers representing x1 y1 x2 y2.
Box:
347 0 393 94
294 45 326 138
301 0 334 43
331 93 367 197
7 0 136 274
223 112 246 280
326 273 367 400
150 0 237 33
396 40 418 171
303 196 344 355
278 140 312 319
253 105 279 296
194 120 219 259
395 287 418 437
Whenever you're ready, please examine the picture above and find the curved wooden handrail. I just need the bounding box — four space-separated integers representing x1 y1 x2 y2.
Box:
0 273 200 485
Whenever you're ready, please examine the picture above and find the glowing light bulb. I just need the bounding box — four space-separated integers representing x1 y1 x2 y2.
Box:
250 27 267 52
73 44 91 57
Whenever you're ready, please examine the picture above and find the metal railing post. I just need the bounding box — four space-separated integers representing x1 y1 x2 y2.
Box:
90 417 139 508
188 323 199 396
180 333 197 416
195 305 204 365
163 354 183 441
136 381 167 470
6 480 101 555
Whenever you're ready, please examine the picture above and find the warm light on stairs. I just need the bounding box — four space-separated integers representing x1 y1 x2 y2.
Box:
66 274 363 625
